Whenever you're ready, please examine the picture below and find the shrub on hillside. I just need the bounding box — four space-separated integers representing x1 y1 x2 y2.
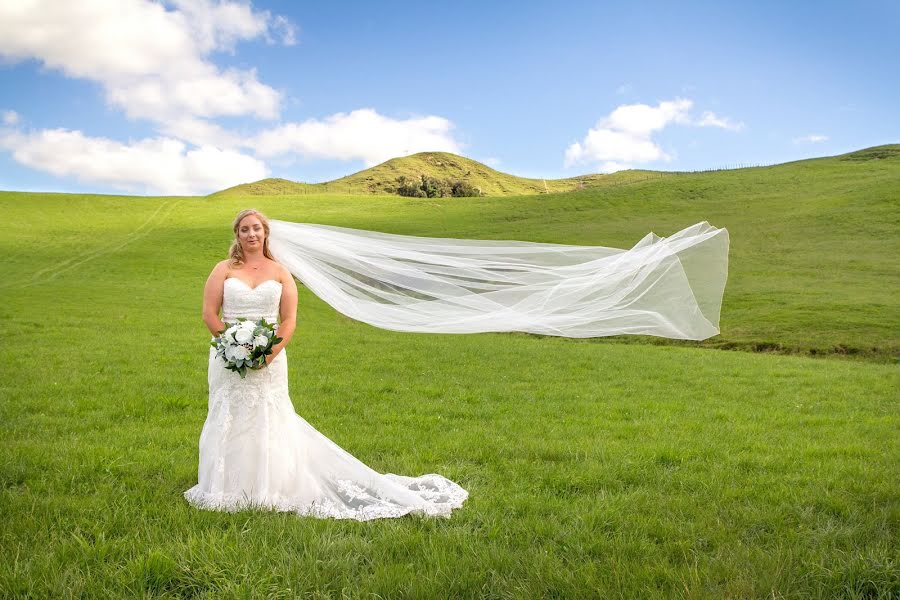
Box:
396 174 482 198
451 180 480 197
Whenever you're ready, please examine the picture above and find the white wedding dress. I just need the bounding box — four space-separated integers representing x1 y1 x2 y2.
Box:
183 277 468 520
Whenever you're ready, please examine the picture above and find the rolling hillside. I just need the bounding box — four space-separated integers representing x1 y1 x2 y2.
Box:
212 151 670 197
4 144 899 360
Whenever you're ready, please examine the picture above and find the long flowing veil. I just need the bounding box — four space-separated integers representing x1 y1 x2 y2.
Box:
267 220 729 340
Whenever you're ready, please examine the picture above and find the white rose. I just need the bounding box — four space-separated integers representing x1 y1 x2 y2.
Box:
232 345 250 360
235 328 253 344
224 345 237 361
253 335 268 348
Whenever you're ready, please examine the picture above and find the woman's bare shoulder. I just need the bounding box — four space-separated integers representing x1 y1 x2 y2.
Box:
277 262 292 281
211 259 233 276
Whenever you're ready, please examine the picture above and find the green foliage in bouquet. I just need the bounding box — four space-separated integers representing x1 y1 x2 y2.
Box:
210 318 284 379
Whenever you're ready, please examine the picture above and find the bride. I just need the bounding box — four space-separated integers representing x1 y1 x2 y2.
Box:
183 209 469 520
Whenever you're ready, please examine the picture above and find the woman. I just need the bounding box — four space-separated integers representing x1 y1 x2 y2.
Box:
183 209 469 520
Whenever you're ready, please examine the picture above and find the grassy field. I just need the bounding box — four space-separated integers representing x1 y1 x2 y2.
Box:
0 147 897 597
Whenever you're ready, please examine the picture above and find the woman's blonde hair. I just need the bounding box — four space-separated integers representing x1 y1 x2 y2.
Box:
228 209 277 266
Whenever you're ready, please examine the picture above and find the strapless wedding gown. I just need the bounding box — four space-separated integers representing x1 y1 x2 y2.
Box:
184 277 468 520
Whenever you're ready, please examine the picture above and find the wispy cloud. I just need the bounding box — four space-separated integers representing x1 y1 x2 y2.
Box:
2 110 18 126
793 134 829 144
696 111 745 132
270 14 297 46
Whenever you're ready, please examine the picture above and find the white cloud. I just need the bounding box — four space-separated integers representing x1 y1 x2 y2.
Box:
0 128 267 195
2 110 19 125
565 127 669 166
793 134 828 144
251 108 462 166
159 117 242 149
604 98 694 135
565 98 742 170
565 98 691 168
270 15 297 46
169 0 273 52
696 111 745 131
0 0 289 123
106 67 280 121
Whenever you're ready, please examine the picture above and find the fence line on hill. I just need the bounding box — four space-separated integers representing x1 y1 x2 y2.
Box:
671 161 776 173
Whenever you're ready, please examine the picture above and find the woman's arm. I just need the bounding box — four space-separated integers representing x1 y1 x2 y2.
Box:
203 261 229 336
266 265 299 364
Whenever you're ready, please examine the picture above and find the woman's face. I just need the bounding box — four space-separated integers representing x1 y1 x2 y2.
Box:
237 214 265 252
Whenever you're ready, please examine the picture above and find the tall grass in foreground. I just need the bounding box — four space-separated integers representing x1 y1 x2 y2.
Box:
0 150 898 597
1 290 896 597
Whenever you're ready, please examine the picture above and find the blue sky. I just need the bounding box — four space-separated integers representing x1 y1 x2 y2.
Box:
0 0 897 195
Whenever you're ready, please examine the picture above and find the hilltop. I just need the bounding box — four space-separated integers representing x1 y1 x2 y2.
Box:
212 151 668 197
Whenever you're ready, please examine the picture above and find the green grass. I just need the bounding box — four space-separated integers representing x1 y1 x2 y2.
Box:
0 148 898 597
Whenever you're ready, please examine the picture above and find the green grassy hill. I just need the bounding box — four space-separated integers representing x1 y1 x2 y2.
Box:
213 151 669 197
0 145 897 597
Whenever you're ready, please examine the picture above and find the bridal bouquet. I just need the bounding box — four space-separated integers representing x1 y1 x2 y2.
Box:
211 318 283 378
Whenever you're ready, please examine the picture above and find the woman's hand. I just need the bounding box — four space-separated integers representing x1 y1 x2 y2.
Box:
265 352 277 366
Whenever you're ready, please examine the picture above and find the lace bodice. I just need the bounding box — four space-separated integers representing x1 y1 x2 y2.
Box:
222 278 282 323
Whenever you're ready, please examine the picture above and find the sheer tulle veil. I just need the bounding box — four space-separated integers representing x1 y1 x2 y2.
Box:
184 219 727 519
266 220 729 341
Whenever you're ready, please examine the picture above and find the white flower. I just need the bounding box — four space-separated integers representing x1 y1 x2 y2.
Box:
235 328 253 344
253 335 268 348
224 345 238 361
232 345 250 360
